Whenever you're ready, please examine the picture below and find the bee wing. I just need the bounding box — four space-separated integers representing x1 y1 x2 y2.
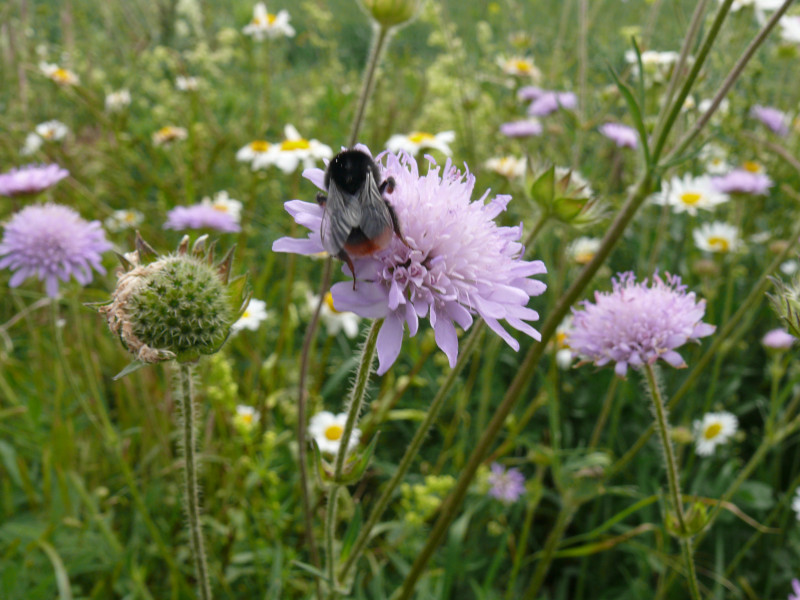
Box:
358 172 393 240
321 181 361 256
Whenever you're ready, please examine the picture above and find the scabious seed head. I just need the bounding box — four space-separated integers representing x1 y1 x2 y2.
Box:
98 234 248 366
359 0 421 28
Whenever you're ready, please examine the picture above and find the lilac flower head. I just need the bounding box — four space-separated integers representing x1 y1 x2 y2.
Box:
0 203 111 297
711 169 773 196
487 463 526 503
500 119 543 138
599 123 638 149
567 272 715 377
517 86 544 101
273 148 547 375
790 578 800 600
527 90 577 117
0 164 69 197
750 105 790 136
762 328 795 350
164 203 241 233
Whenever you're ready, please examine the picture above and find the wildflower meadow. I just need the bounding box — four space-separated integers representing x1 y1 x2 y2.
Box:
3 0 800 598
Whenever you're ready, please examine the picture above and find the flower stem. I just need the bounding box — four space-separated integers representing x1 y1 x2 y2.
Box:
349 24 392 147
522 500 578 600
178 364 212 600
642 364 700 600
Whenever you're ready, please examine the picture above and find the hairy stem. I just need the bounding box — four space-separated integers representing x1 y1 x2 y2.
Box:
349 24 392 147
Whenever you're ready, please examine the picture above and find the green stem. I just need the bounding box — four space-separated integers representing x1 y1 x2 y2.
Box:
588 376 619 449
504 467 545 600
349 25 392 147
178 364 212 600
643 364 700 600
338 320 484 583
521 500 578 600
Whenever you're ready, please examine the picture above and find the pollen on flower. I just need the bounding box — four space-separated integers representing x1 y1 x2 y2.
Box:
280 138 311 151
742 161 763 173
703 422 722 440
324 424 343 441
408 132 435 144
250 140 271 152
680 192 701 205
707 237 729 252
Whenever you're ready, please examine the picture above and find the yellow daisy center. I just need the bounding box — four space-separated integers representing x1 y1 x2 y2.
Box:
250 140 271 153
513 60 532 73
241 310 251 318
157 127 174 137
324 424 343 441
213 204 230 213
53 68 72 82
742 161 762 173
42 129 55 140
556 331 569 349
253 13 277 25
280 139 311 151
241 413 253 424
575 251 595 265
703 422 722 440
680 192 702 205
408 132 435 144
123 212 137 223
324 292 340 314
707 236 730 252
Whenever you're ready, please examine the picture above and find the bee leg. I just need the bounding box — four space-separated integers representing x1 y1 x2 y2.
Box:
385 200 410 248
336 249 358 290
379 176 396 195
315 192 327 206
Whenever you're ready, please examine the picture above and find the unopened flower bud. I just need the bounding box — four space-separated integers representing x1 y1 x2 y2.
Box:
359 0 421 28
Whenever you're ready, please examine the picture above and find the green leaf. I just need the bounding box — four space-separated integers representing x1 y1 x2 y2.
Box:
336 432 380 485
733 480 775 511
607 63 651 167
0 441 22 487
339 503 363 563
529 165 555 210
112 360 149 381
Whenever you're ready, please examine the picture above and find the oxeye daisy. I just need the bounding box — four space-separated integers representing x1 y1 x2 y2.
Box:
35 120 69 142
0 164 69 197
309 411 360 456
242 2 296 40
693 222 741 253
699 143 731 175
307 292 361 338
233 404 260 432
751 105 790 136
651 174 729 216
693 411 737 456
792 488 800 521
268 125 332 174
498 56 541 80
487 463 526 503
105 209 144 232
0 203 111 297
231 298 269 332
236 140 274 168
105 89 131 113
153 125 188 146
385 130 455 157
39 62 79 86
567 272 715 378
273 148 547 375
567 237 602 265
780 15 800 44
21 133 44 156
485 156 526 179
175 76 200 91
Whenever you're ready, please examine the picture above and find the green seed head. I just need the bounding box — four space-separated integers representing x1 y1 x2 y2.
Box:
359 0 421 29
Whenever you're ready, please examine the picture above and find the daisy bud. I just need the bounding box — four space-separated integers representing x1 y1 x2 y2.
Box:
359 0 421 28
98 233 249 370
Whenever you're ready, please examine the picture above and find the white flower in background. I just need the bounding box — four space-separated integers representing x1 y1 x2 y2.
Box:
385 130 455 157
723 0 783 11
20 133 43 156
693 411 738 456
779 15 800 44
792 486 800 521
309 411 360 456
39 62 79 85
104 209 144 232
651 174 729 216
153 125 188 146
307 292 361 338
698 97 730 118
699 143 731 174
693 222 741 253
554 316 573 370
781 260 799 275
567 237 602 265
740 160 766 175
555 166 594 198
231 298 269 333
625 49 680 83
265 125 332 173
236 140 274 167
242 2 296 40
176 76 200 91
105 89 131 113
201 190 243 223
233 405 260 432
498 55 542 80
35 120 69 142
485 156 526 179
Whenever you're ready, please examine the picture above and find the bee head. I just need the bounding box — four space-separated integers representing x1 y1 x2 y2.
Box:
326 149 382 195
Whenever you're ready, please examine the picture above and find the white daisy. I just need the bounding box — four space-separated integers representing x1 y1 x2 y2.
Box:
693 411 738 456
201 190 243 223
485 156 525 179
242 2 295 40
236 139 274 167
693 222 740 253
385 130 455 157
104 209 144 232
39 62 79 86
699 143 731 175
555 166 594 198
232 298 269 333
176 76 200 91
779 15 800 44
792 486 800 521
497 56 541 80
35 120 69 142
233 405 260 432
263 125 332 173
554 316 573 370
20 133 43 156
625 49 680 83
307 292 361 338
153 125 188 146
740 160 766 175
651 174 729 216
309 411 360 456
781 260 799 275
105 89 131 113
567 237 602 265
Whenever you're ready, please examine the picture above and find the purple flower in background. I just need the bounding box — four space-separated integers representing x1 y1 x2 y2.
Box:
790 578 800 600
273 148 547 375
500 119 543 138
164 203 241 233
527 90 577 117
711 169 773 196
488 463 526 503
599 123 638 149
750 105 790 136
762 328 795 350
567 272 715 378
0 164 69 197
0 203 111 297
517 86 544 101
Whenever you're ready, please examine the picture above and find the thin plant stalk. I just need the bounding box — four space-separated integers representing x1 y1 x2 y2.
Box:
349 24 392 147
178 364 212 600
522 500 578 600
642 364 701 600
504 466 545 600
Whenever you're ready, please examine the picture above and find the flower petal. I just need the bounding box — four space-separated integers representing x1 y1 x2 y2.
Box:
376 314 404 375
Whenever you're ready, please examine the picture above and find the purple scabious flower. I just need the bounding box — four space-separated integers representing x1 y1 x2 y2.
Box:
762 328 795 350
164 203 241 233
517 86 544 101
488 463 525 503
0 164 69 197
500 119 543 138
750 105 790 136
567 272 715 378
0 203 111 297
273 149 547 375
599 123 638 149
527 90 577 117
790 579 800 600
711 169 773 196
